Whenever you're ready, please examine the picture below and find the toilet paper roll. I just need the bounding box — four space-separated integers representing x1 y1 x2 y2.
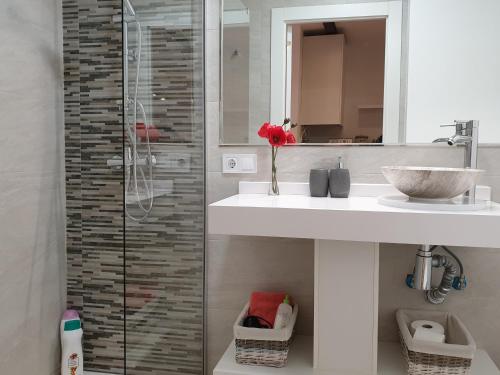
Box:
411 320 446 343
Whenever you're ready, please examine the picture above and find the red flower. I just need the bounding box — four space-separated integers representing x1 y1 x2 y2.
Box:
258 122 271 138
285 131 296 144
267 125 287 147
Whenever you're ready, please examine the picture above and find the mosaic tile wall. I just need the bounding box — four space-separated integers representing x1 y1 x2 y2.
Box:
63 0 205 373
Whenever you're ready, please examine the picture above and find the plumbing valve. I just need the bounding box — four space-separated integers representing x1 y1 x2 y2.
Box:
453 276 468 290
405 273 415 289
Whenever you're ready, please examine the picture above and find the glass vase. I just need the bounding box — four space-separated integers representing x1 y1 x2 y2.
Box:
270 146 279 195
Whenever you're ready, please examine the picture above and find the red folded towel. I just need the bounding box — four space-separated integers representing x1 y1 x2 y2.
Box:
135 122 160 142
248 291 287 327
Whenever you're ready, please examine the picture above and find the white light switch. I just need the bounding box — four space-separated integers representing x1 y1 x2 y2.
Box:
222 154 257 173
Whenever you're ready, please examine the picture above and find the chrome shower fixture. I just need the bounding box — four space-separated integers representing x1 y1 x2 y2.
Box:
111 0 137 24
124 0 136 16
107 0 156 222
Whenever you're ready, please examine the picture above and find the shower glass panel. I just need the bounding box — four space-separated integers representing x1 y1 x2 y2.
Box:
122 1 205 374
62 0 203 372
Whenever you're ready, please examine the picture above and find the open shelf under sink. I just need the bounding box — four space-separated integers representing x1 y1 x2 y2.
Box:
214 336 499 375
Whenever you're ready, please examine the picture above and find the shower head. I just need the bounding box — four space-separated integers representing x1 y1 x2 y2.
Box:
124 0 136 17
111 0 137 24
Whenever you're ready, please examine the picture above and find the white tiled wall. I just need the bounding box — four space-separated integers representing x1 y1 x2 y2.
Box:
0 0 66 374
206 0 500 372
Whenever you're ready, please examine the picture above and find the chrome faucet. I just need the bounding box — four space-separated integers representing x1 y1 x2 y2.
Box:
432 120 479 203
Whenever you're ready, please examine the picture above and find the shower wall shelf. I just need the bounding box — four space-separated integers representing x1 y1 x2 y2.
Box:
208 181 500 375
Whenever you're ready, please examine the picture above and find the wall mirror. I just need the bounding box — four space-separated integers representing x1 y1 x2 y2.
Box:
220 0 500 145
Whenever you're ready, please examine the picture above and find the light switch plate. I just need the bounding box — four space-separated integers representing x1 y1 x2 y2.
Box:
222 154 257 173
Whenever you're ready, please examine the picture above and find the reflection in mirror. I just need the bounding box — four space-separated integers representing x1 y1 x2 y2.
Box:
406 0 500 143
221 0 500 145
288 20 386 144
222 1 250 143
221 1 402 145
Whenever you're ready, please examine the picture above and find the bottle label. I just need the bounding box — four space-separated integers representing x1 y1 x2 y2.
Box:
68 353 79 374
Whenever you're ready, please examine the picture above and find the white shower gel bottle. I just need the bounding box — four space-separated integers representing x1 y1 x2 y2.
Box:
274 295 293 329
60 310 84 375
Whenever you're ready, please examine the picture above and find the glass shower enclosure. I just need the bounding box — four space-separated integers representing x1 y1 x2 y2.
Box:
63 0 205 373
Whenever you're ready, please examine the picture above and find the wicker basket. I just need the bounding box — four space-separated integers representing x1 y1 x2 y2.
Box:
233 302 298 367
396 309 476 375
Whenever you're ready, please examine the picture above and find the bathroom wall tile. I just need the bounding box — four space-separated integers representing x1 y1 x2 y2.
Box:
64 0 206 372
206 307 241 373
0 256 65 352
206 0 220 31
206 235 314 374
0 0 61 32
206 101 221 150
272 145 464 177
344 145 464 173
207 145 466 184
478 175 500 201
0 173 65 274
0 337 60 374
207 168 280 204
0 0 65 372
67 2 127 370
0 92 64 175
207 236 313 307
0 171 66 374
206 29 221 103
207 172 239 204
208 145 467 185
477 147 500 176
0 57 62 97
0 0 64 177
0 15 62 82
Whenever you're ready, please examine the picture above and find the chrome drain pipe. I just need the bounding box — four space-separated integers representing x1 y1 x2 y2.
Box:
406 245 467 304
414 245 433 290
427 256 458 305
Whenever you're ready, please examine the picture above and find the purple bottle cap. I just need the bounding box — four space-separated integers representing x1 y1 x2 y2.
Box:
62 309 80 320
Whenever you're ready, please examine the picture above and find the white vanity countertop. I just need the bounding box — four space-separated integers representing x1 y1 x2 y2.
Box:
208 184 500 248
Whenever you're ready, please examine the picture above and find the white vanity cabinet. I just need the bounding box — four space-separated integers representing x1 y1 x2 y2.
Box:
209 182 500 375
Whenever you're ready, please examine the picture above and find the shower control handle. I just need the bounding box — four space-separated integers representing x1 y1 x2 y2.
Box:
107 153 157 170
107 155 125 170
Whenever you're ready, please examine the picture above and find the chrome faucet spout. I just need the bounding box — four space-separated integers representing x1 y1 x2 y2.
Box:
436 120 479 203
448 134 472 146
432 137 450 144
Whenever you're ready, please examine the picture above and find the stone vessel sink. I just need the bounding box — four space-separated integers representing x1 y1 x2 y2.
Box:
381 166 484 200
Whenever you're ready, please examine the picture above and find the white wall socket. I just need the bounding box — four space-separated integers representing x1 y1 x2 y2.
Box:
222 154 257 173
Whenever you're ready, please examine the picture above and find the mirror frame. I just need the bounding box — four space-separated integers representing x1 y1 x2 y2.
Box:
219 0 405 146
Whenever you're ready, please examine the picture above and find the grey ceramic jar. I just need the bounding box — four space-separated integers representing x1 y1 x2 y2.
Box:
309 169 329 197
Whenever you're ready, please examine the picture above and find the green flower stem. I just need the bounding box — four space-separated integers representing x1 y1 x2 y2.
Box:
271 146 279 195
